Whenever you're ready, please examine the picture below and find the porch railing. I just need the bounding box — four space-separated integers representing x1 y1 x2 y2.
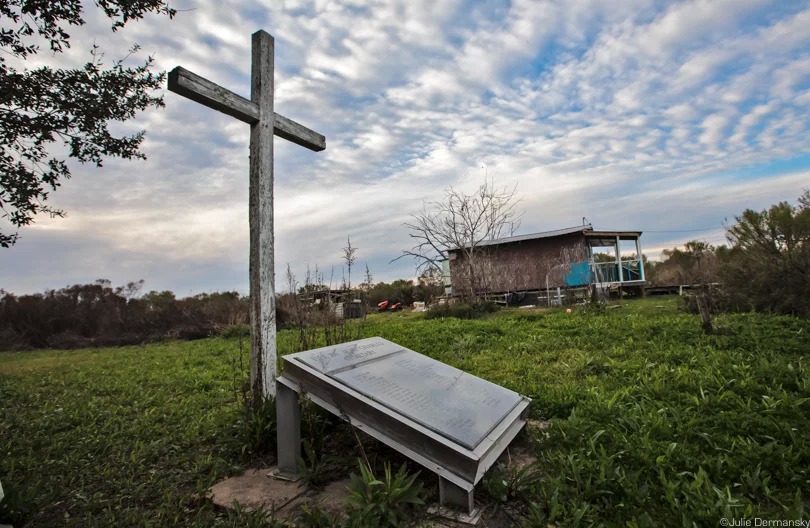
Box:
590 260 643 284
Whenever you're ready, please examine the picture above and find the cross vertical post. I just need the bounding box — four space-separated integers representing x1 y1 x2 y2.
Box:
167 30 325 402
249 31 276 400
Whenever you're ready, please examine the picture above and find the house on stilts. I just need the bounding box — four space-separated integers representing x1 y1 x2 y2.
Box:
441 223 646 304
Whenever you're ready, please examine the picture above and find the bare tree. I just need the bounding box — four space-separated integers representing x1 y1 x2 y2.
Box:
395 178 522 299
363 262 374 291
342 236 358 291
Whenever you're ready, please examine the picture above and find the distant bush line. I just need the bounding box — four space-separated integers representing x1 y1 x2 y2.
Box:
0 280 250 350
0 276 445 351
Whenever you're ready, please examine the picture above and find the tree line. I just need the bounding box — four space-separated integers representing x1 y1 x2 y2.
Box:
0 280 248 350
0 275 445 350
647 191 810 316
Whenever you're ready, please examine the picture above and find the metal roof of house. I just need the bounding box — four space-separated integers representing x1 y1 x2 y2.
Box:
448 224 594 251
447 224 643 251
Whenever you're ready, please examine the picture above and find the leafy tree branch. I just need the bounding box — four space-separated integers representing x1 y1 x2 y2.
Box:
0 0 175 247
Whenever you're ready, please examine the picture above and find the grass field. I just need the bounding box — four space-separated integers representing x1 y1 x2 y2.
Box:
1 297 808 526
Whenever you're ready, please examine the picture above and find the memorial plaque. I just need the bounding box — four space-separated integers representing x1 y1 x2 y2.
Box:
278 337 531 516
292 337 522 449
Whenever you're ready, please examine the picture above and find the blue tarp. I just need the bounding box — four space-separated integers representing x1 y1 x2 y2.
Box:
565 261 591 287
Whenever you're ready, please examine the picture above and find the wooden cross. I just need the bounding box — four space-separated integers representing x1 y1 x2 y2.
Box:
167 30 325 400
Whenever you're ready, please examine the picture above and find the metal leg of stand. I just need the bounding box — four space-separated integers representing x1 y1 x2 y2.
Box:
439 477 475 514
274 380 301 480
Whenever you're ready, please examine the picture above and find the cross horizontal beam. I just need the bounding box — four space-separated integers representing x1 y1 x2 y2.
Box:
168 66 326 152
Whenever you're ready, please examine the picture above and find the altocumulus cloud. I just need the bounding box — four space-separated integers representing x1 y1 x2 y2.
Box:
3 0 810 294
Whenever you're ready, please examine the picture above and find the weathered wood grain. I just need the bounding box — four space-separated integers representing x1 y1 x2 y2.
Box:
249 30 277 401
274 113 325 151
168 66 259 124
168 67 325 151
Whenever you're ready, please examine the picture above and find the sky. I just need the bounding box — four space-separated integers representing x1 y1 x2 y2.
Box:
2 0 810 296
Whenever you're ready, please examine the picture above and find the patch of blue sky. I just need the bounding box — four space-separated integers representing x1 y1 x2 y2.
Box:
334 92 386 111
791 75 810 95
200 34 219 50
750 1 808 29
443 0 511 47
504 43 571 86
710 153 810 184
344 2 372 18
240 5 272 25
714 55 757 82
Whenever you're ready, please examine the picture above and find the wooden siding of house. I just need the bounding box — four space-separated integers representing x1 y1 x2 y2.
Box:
448 233 588 294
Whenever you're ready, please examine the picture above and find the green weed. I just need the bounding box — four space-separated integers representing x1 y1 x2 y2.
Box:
345 459 425 527
482 460 543 504
297 440 340 491
293 502 342 528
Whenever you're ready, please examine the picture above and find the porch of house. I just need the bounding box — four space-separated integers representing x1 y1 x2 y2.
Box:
583 230 646 290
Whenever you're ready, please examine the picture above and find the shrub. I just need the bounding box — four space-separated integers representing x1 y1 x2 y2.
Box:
424 300 500 320
718 191 810 316
221 324 251 338
679 285 734 316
